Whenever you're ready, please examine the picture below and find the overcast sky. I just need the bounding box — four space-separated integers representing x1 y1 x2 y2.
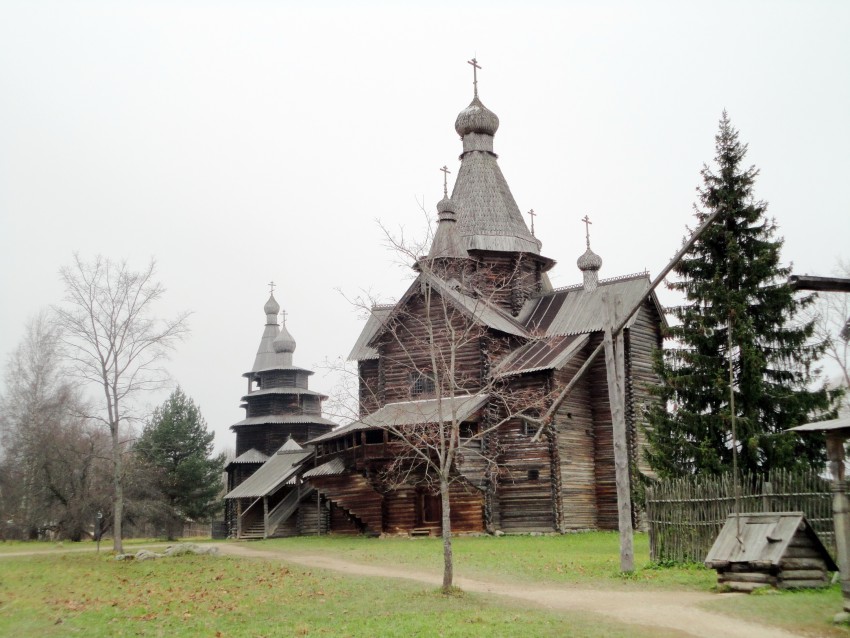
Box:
1 1 848 453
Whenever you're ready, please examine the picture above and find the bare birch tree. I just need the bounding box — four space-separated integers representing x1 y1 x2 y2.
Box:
0 311 110 540
54 255 189 552
340 224 554 592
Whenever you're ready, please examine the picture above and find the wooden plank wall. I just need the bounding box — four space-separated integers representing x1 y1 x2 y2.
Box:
495 372 557 532
627 302 663 478
588 333 618 530
553 356 598 530
467 252 541 316
235 424 318 457
379 293 484 405
358 359 380 415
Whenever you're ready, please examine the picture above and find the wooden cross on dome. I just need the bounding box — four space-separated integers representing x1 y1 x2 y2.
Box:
268 280 276 294
440 165 451 197
467 57 481 97
582 215 593 248
280 309 288 324
527 209 537 236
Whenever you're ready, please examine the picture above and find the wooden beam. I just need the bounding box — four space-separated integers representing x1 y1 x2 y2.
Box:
788 275 850 293
541 205 727 424
603 292 634 572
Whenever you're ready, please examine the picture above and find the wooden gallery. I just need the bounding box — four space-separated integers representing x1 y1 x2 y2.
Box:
224 79 664 539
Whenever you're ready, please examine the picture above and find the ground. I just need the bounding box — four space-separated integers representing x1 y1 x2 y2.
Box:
215 543 803 638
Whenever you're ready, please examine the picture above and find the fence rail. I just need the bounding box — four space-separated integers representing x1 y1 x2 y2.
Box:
645 469 834 563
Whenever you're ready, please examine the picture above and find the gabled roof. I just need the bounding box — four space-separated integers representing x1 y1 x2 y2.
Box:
348 273 530 363
425 273 530 337
348 305 393 361
303 457 347 478
705 512 837 570
308 393 489 444
226 448 269 467
492 334 590 378
224 441 312 499
518 273 665 336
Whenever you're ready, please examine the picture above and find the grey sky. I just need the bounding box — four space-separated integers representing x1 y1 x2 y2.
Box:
2 1 848 452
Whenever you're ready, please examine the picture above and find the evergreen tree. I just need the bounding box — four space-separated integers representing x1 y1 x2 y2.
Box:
135 387 225 539
645 112 838 479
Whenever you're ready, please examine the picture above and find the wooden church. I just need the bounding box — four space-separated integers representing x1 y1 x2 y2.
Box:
225 68 664 538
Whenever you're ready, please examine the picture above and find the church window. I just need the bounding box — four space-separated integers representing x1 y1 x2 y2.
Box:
409 372 435 396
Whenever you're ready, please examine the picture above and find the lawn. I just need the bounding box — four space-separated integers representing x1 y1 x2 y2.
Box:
0 551 669 637
2 532 848 637
253 531 717 591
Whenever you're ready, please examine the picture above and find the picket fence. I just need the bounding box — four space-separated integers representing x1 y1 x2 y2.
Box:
644 469 835 563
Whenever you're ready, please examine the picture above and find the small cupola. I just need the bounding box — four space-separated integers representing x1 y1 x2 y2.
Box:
577 215 602 292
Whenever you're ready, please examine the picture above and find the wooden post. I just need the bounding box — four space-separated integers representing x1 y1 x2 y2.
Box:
236 499 242 539
827 433 850 616
602 292 634 572
762 482 773 513
263 496 269 539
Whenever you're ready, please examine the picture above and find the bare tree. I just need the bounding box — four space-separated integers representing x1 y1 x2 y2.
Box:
339 226 554 593
53 255 189 552
0 312 110 540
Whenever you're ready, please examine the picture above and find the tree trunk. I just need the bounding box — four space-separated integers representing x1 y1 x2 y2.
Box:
440 476 453 593
111 424 124 553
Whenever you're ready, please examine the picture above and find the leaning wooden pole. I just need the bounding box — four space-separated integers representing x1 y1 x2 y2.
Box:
539 205 726 425
603 292 634 572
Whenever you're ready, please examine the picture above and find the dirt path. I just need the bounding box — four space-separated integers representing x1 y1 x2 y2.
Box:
215 543 803 638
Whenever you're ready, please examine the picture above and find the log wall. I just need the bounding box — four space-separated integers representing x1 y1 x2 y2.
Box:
495 373 557 533
626 302 663 479
358 359 380 416
378 293 484 405
553 356 598 530
588 333 618 530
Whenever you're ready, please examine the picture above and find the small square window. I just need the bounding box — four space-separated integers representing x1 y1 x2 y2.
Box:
409 372 435 396
527 469 540 481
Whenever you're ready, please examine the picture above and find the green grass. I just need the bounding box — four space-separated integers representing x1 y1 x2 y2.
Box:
702 587 850 638
253 531 717 591
0 552 669 637
3 533 849 636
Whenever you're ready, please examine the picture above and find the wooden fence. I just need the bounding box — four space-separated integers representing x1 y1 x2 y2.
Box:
645 469 834 563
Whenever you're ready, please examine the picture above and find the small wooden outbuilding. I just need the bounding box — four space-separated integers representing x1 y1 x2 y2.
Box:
705 512 837 591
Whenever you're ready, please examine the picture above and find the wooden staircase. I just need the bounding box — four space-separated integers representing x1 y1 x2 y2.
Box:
239 519 266 539
310 474 383 534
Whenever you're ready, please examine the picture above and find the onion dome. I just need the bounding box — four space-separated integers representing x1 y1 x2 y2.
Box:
577 247 603 272
578 246 602 293
264 294 280 323
436 195 457 222
455 96 500 138
273 320 296 355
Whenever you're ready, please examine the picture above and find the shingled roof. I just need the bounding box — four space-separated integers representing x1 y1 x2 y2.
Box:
224 439 312 499
308 393 489 444
518 273 664 336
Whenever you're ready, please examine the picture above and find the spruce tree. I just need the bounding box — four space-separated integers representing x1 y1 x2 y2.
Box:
645 112 838 479
135 387 225 539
